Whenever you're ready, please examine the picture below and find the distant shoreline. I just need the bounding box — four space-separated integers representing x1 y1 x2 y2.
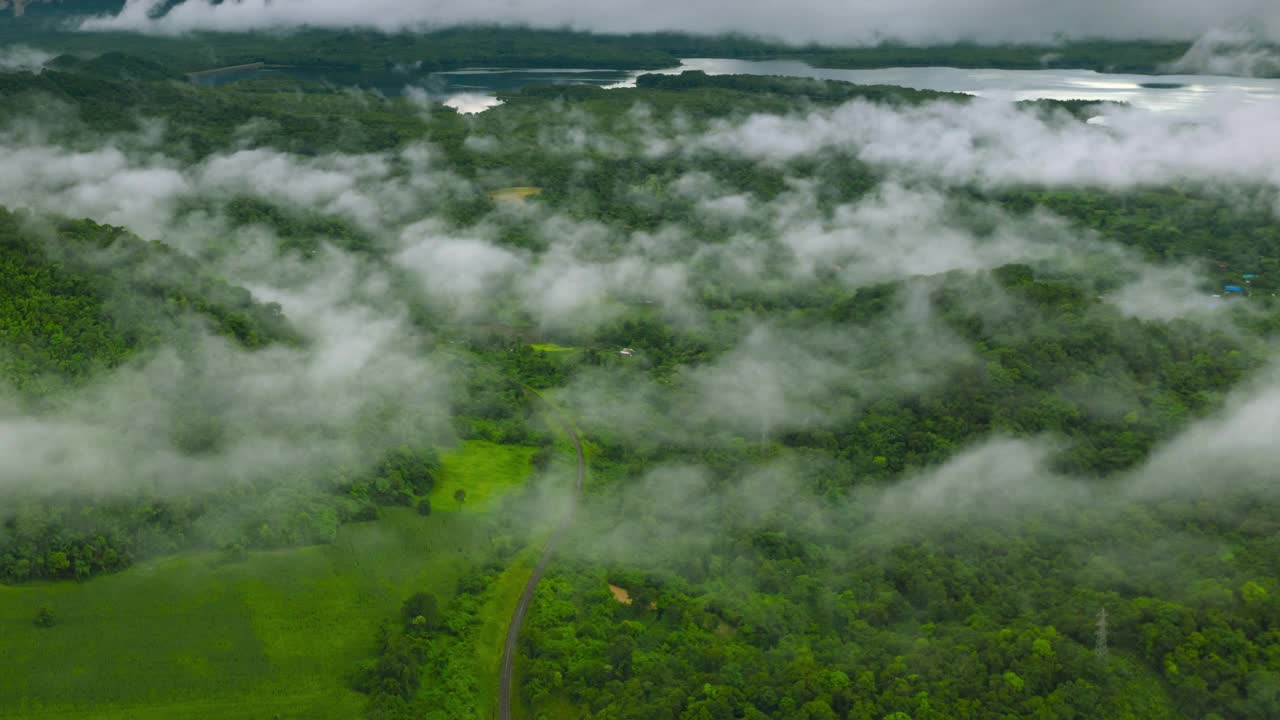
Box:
187 62 305 77
186 62 265 77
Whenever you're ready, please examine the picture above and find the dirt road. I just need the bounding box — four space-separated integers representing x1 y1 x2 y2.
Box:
497 414 584 720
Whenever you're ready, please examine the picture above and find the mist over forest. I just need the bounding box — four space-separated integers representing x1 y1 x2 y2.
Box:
3 5 1280 720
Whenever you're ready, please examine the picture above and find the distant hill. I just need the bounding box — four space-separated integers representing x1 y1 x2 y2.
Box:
0 0 123 17
46 50 184 81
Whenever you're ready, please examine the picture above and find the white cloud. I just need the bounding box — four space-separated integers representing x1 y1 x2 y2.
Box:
0 137 468 239
0 45 54 73
694 97 1280 190
1168 28 1280 76
0 260 454 496
395 222 525 313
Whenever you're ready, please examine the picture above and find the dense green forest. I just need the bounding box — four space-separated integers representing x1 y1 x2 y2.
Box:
2 38 1280 720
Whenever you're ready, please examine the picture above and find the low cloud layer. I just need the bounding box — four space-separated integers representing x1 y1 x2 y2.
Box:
1167 28 1280 76
82 0 1280 45
694 97 1280 189
0 246 453 496
0 45 53 73
877 356 1280 522
0 80 1272 502
0 137 468 241
575 352 1280 575
0 91 1267 334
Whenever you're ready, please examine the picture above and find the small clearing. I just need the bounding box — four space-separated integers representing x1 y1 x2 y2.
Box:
608 584 633 605
488 186 543 203
434 440 538 513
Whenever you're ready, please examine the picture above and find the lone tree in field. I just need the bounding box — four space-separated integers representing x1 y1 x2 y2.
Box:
454 489 466 507
33 606 55 628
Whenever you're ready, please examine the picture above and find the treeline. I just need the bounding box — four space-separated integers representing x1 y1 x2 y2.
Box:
0 444 442 583
634 70 971 105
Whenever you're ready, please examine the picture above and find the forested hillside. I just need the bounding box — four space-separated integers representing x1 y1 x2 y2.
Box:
2 41 1280 720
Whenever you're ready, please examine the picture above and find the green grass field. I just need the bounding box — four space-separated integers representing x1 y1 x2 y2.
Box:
435 440 539 513
0 441 541 719
0 506 507 720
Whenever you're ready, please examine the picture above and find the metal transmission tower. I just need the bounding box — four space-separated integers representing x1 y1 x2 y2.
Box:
1094 607 1108 661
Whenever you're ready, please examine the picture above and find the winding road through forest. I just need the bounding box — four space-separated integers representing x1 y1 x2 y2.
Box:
497 410 585 720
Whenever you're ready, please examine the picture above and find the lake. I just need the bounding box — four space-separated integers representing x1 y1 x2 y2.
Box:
191 58 1280 115
624 59 1280 117
188 64 633 113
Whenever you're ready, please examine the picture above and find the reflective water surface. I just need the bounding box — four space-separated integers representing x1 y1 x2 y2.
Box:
627 59 1280 117
193 58 1280 116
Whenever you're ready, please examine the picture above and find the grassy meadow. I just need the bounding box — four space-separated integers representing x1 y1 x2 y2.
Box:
528 344 576 354
0 440 541 720
434 440 540 513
